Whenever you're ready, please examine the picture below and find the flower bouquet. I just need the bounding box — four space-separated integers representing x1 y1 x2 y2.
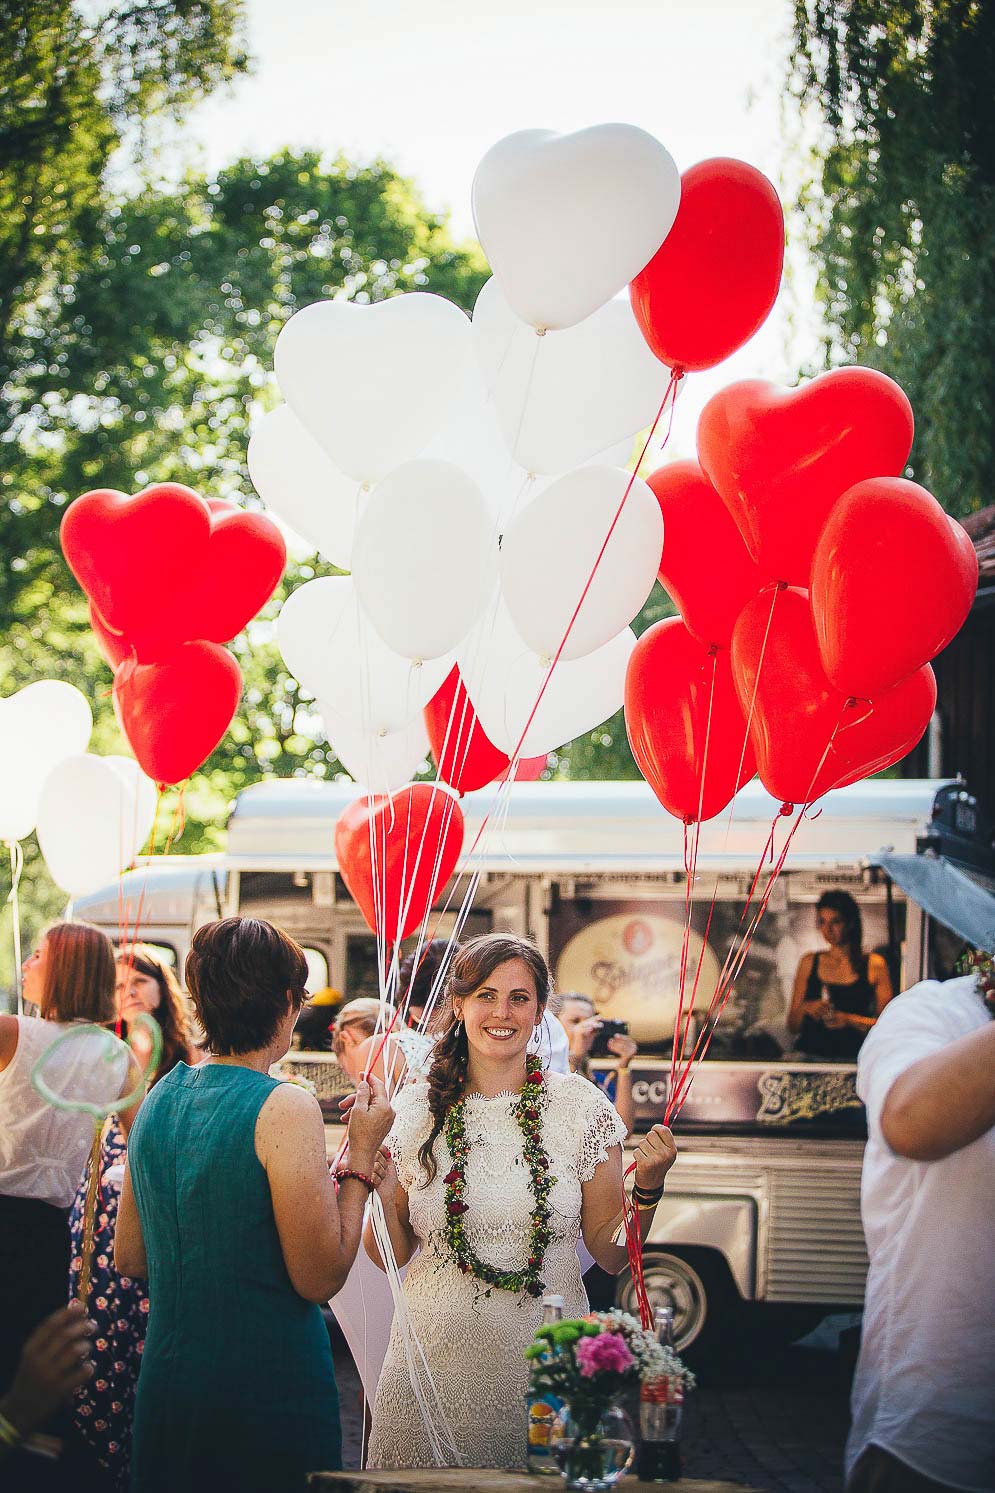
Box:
525 1310 693 1489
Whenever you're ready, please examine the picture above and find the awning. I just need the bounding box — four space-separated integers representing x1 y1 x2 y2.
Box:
870 853 995 952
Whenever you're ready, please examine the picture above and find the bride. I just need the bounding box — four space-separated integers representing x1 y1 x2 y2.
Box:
364 932 677 1470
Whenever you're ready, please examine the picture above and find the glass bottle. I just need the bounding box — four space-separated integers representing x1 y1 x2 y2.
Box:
526 1294 565 1475
637 1305 683 1482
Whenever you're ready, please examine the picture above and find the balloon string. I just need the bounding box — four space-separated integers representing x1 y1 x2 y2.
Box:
722 581 785 853
621 1159 653 1329
161 787 186 856
666 701 854 1122
6 840 25 1015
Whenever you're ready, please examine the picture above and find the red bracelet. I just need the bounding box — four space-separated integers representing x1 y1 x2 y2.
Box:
335 1168 374 1192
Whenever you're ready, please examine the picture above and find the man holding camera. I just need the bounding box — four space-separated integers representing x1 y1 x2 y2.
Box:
556 992 637 1133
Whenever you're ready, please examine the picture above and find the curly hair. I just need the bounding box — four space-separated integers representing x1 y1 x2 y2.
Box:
417 933 551 1184
116 944 194 1081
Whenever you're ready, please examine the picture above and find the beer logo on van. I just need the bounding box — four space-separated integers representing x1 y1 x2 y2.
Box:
555 912 720 1043
623 919 652 956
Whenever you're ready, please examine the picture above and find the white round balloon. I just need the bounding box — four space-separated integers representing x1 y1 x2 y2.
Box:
320 707 430 794
37 753 156 898
458 596 637 757
0 682 93 843
473 277 676 475
500 466 662 661
274 292 471 483
352 459 496 661
278 576 451 735
471 125 680 331
247 404 361 568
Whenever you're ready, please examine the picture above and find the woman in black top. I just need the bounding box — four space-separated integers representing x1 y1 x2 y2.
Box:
788 891 894 1060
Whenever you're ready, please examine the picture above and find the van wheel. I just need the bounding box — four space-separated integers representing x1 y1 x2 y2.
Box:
615 1247 738 1370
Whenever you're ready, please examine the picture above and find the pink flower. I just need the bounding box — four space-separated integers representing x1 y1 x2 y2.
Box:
575 1331 634 1378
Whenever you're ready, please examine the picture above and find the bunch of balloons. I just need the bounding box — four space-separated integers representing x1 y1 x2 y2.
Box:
626 369 978 818
61 483 286 785
247 124 786 943
0 682 157 897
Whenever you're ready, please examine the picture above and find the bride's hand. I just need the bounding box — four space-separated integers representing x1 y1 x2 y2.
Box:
632 1123 677 1193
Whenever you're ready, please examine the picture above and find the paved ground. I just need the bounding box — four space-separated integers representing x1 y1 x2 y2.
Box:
330 1315 857 1491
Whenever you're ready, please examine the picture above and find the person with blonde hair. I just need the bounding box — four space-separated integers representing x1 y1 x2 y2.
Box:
0 923 134 1430
333 997 433 1087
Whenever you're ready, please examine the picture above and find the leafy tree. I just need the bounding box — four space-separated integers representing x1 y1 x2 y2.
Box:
789 0 994 516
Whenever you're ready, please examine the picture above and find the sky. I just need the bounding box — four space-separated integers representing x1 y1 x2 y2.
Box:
181 0 824 455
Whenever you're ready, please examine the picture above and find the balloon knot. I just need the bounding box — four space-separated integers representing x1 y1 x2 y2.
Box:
411 659 423 670
535 326 547 338
776 580 789 592
779 802 794 817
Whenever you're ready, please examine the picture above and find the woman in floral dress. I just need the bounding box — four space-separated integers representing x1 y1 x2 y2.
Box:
68 946 194 1490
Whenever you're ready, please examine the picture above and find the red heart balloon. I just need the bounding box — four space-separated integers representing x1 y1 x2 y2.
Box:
697 368 914 585
731 587 936 803
64 485 286 660
810 477 978 697
424 667 511 795
183 500 286 646
624 618 756 823
630 158 784 373
62 484 212 650
648 459 765 648
112 642 242 786
334 785 465 944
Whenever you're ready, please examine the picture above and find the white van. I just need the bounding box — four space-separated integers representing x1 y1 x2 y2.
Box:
73 776 994 1360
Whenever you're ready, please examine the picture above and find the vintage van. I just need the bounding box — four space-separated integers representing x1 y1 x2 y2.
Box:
73 775 994 1359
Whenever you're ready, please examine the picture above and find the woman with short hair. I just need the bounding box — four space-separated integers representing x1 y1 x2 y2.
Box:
116 916 394 1493
0 922 130 1401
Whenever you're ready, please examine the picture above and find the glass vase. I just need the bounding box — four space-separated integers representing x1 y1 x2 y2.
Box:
550 1398 635 1491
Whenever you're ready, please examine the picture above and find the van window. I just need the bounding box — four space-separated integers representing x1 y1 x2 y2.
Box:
344 913 493 1001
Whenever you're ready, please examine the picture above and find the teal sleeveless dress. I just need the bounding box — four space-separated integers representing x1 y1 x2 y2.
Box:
128 1063 341 1492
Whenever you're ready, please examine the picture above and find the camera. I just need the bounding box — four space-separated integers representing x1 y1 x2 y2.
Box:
590 1018 629 1058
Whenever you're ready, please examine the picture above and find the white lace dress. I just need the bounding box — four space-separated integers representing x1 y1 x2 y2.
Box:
368 1071 627 1470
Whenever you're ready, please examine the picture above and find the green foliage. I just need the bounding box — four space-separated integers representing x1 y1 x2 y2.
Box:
790 0 995 515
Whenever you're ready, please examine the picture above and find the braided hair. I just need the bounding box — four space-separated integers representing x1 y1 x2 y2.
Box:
416 933 551 1184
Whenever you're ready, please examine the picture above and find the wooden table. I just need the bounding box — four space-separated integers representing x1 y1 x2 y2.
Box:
310 1472 760 1492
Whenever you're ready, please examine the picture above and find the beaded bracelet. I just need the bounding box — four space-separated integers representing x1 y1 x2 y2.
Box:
336 1168 374 1192
0 1410 23 1450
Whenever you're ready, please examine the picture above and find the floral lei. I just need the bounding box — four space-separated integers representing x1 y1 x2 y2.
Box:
443 1066 553 1298
959 948 995 1018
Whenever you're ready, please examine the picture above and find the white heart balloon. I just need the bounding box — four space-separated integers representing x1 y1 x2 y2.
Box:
0 682 93 843
278 577 451 735
473 278 676 475
458 596 636 756
471 125 681 331
247 404 360 568
320 706 430 794
500 466 662 662
352 459 496 661
37 754 156 898
274 292 471 483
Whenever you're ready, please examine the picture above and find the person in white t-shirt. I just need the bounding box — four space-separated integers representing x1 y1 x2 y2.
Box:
846 970 995 1493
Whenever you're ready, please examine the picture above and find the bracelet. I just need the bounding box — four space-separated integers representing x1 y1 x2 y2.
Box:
633 1185 664 1206
335 1168 374 1192
0 1411 23 1450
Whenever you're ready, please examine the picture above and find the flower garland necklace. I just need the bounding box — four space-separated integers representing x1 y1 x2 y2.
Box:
443 1065 553 1298
959 949 995 1018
